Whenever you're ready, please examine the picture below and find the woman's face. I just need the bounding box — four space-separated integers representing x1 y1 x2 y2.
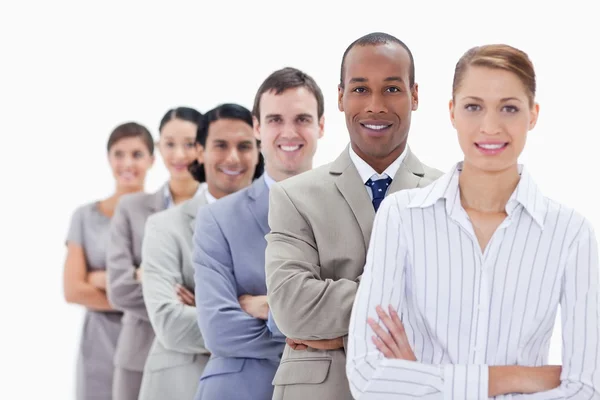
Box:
108 136 154 191
199 118 260 198
157 118 199 181
450 66 539 173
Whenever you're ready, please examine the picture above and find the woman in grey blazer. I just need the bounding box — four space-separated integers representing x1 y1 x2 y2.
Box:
106 107 206 400
63 122 155 400
138 103 265 400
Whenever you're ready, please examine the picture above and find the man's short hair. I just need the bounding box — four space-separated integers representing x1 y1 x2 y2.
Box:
252 67 325 121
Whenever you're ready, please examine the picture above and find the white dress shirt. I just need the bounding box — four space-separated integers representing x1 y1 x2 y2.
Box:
349 145 406 199
347 162 600 399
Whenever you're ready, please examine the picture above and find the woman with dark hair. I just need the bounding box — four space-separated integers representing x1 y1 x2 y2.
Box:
106 107 207 400
138 103 263 400
63 122 155 400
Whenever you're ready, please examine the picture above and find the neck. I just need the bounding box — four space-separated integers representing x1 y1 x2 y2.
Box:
459 162 520 213
353 142 405 175
168 178 200 204
206 184 225 200
266 163 312 183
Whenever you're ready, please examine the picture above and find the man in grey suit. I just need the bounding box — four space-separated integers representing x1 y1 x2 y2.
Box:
138 103 264 400
192 67 325 400
265 32 443 399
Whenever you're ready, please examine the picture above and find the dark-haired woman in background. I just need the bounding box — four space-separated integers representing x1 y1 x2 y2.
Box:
63 122 155 400
138 103 264 400
106 107 206 400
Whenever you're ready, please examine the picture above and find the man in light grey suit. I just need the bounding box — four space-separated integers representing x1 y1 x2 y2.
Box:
265 32 443 399
138 103 264 400
192 67 325 400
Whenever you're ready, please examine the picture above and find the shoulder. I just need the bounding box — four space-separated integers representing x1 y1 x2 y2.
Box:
383 187 425 213
273 163 333 196
71 201 97 217
146 204 181 228
543 197 594 240
117 191 155 209
421 163 444 183
203 185 251 216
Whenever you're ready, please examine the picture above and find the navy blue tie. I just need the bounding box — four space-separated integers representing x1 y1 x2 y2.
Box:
366 177 392 212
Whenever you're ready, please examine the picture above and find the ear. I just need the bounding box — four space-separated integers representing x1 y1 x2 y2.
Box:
317 115 325 139
149 154 156 167
411 83 419 111
337 85 344 112
195 143 205 164
253 116 261 141
529 103 540 130
449 99 456 128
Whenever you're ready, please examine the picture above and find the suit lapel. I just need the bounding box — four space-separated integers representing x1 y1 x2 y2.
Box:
388 146 425 194
148 184 167 213
331 148 375 250
182 188 208 231
247 176 270 236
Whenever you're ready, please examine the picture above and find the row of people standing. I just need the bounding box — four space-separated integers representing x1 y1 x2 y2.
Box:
64 29 600 400
63 102 265 399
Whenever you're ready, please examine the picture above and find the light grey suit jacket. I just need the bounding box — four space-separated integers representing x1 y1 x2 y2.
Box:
138 190 211 400
265 146 442 400
193 176 285 400
107 187 165 373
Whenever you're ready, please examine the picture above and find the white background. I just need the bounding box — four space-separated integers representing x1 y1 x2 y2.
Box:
0 1 598 398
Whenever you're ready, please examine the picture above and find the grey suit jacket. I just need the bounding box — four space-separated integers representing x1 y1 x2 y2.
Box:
107 186 165 372
265 146 442 399
193 176 285 400
138 190 211 400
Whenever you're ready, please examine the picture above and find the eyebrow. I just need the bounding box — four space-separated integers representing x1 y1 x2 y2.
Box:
213 139 254 145
462 96 523 102
348 76 404 84
264 114 282 119
296 113 313 119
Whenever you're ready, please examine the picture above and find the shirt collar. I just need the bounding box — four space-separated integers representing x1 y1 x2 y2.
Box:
407 161 547 228
204 187 217 204
348 145 407 184
164 182 206 208
263 171 276 189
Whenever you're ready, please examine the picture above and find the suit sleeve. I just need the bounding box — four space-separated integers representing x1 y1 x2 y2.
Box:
106 199 149 321
142 215 207 354
265 183 359 340
193 206 283 359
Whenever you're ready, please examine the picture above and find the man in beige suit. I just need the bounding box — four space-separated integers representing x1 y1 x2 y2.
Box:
265 32 443 399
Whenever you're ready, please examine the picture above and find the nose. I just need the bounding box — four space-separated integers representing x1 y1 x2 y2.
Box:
226 148 241 165
173 145 186 159
480 110 502 135
123 155 135 168
366 92 388 114
280 121 298 139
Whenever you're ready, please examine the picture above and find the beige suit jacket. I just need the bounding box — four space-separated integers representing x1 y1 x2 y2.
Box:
265 146 442 400
138 191 211 400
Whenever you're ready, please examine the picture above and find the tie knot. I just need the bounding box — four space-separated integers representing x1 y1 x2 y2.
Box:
366 177 392 200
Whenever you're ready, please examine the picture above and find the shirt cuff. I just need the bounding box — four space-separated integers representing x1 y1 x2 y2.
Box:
444 364 488 399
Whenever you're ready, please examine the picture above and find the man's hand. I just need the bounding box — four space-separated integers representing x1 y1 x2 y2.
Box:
368 305 416 361
87 271 107 290
176 284 195 306
286 337 345 351
135 268 142 282
238 294 269 320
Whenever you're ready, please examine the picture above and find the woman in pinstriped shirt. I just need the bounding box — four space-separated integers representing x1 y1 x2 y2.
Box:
347 44 600 398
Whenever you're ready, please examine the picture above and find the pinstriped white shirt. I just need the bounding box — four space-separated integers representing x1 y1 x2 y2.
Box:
347 162 600 399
